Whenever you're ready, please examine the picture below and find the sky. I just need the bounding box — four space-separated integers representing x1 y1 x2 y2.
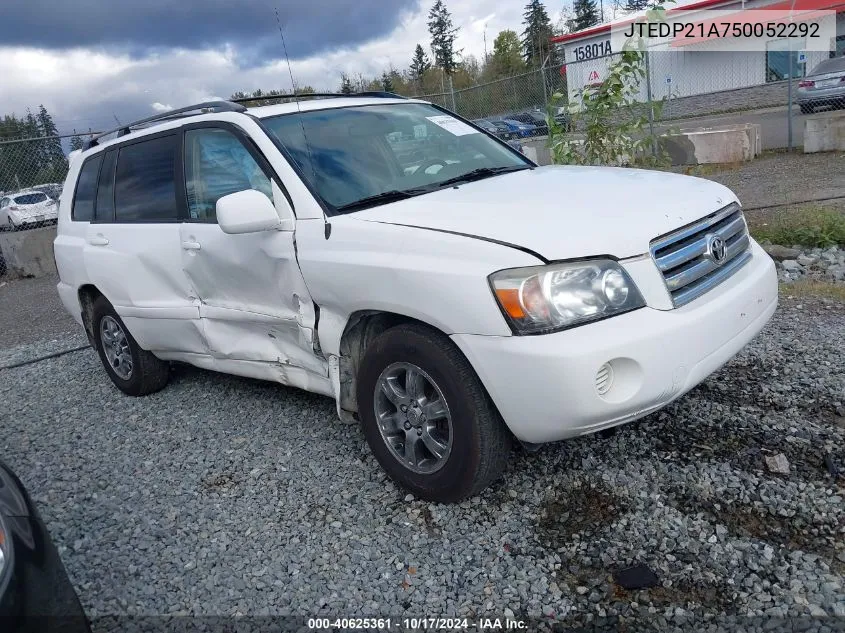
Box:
0 0 567 137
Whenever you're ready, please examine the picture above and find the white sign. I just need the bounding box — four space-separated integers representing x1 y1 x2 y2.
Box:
665 75 672 84
426 115 478 136
798 51 807 63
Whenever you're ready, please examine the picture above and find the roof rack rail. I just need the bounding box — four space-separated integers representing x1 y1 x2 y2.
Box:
84 100 247 149
229 91 408 105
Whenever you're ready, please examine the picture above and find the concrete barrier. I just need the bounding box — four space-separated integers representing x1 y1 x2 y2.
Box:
661 123 762 165
0 225 57 279
803 110 845 153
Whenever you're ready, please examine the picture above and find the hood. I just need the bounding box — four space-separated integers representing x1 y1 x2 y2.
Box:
352 165 738 260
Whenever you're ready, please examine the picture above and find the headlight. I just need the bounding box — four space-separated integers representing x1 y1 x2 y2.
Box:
489 259 645 334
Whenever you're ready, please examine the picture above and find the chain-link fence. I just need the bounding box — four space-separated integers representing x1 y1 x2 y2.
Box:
0 134 82 277
411 45 845 155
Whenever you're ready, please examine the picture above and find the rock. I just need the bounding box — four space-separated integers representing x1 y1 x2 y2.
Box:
797 254 817 267
781 260 802 272
765 453 790 474
764 244 800 261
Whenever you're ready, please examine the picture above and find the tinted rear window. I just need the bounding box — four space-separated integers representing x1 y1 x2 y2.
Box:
114 135 178 223
810 57 845 76
13 192 48 205
95 150 118 222
72 155 103 221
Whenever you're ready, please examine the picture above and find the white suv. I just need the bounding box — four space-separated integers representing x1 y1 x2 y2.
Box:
55 94 777 502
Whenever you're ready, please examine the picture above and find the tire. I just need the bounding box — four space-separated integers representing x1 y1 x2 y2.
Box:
7 218 16 232
91 295 170 396
799 103 813 114
357 323 512 502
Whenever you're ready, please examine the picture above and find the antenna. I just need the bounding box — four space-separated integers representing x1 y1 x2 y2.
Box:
275 7 331 239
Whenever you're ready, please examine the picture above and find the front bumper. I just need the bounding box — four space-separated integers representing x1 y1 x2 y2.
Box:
452 241 778 443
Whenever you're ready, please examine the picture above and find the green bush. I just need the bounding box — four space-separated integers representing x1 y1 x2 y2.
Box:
749 207 845 248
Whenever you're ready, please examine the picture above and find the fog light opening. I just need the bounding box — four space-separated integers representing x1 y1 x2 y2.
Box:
596 362 614 396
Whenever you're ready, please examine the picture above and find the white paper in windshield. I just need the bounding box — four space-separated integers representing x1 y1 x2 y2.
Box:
426 115 479 136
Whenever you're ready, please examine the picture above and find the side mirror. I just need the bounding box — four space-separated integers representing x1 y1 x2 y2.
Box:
216 189 290 234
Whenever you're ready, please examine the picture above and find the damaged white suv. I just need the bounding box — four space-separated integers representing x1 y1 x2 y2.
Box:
55 94 777 502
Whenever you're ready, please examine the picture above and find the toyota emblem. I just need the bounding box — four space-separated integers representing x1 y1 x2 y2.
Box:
708 235 727 264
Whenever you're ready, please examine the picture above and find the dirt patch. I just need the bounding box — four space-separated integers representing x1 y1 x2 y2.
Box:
537 478 627 549
668 487 845 574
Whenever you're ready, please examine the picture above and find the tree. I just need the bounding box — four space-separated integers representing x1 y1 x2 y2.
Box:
573 0 600 31
339 73 354 94
522 0 557 67
427 0 460 75
491 30 526 77
381 72 395 93
69 133 83 152
624 0 649 10
409 44 432 82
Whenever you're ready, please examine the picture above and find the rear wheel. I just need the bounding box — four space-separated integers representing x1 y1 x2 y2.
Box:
92 295 170 396
357 323 512 502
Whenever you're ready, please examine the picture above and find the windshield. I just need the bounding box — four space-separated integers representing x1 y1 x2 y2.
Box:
14 192 48 205
262 103 530 213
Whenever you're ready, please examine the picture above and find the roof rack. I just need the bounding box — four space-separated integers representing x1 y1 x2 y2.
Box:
82 92 408 150
84 101 247 149
229 91 407 104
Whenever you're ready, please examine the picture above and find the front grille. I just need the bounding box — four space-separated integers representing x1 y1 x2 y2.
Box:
650 203 752 307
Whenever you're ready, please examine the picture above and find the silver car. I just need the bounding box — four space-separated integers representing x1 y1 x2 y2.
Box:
797 56 845 114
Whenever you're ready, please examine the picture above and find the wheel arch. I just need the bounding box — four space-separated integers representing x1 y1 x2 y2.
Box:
335 309 451 420
78 284 105 347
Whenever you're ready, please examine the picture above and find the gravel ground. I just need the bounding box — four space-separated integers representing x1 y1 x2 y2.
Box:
677 151 845 216
0 296 843 631
0 273 79 348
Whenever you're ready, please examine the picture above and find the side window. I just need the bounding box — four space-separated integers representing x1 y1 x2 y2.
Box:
114 135 178 223
95 150 117 222
184 128 272 222
71 154 103 221
0 198 8 209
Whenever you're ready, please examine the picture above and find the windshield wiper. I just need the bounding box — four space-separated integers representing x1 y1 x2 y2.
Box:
335 189 429 213
423 165 531 191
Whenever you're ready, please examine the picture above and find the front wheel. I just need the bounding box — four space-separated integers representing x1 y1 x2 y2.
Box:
799 103 813 114
357 323 512 502
7 218 16 232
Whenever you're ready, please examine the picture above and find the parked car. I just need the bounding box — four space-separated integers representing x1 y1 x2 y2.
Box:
507 111 549 137
0 191 58 231
493 118 538 138
0 460 91 632
472 119 517 141
797 56 845 114
55 95 777 502
30 183 64 203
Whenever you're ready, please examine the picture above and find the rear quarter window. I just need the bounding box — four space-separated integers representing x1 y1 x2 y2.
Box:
72 154 103 221
114 135 178 223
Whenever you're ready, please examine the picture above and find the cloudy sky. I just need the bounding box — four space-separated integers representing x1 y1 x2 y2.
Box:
0 0 566 136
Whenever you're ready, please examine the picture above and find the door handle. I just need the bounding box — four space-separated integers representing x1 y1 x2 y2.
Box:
88 235 109 246
181 241 202 251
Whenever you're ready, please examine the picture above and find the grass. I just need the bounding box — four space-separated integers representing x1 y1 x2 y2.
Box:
779 279 845 302
747 206 845 248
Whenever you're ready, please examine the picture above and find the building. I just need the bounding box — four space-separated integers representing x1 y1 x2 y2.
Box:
550 0 845 107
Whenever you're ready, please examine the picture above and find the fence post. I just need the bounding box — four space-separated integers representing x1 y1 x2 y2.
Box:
448 75 457 112
540 63 548 109
787 45 794 151
644 49 657 158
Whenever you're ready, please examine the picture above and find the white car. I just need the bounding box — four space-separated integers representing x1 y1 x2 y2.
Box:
1 190 58 231
54 95 777 501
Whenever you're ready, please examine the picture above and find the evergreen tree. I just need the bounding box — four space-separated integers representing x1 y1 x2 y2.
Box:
427 0 460 75
36 104 67 173
339 73 354 94
491 30 526 77
381 72 395 93
624 0 649 11
409 44 432 82
573 0 600 31
69 133 84 152
521 0 557 67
